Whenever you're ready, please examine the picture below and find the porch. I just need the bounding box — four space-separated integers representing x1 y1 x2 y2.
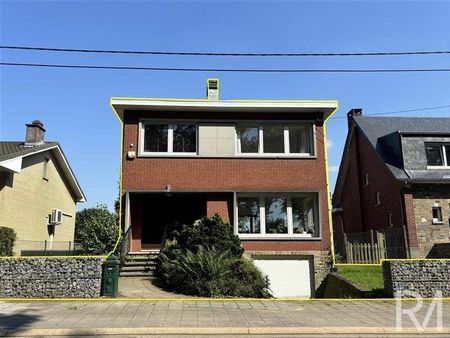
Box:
123 192 233 253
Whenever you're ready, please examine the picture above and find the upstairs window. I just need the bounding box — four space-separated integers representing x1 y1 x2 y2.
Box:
236 124 314 156
141 122 197 155
425 144 449 167
432 206 443 224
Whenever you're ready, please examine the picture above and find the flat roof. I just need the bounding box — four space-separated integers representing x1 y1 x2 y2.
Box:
110 97 339 122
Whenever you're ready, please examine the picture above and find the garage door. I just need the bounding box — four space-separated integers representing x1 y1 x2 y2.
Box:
253 258 312 298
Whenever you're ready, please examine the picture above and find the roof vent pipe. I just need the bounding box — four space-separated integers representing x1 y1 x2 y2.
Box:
206 78 219 101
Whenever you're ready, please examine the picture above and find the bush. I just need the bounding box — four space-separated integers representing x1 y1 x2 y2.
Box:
0 226 17 256
156 214 271 298
75 205 119 255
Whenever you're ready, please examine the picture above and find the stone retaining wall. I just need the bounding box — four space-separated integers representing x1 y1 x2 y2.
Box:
383 260 450 298
0 257 104 298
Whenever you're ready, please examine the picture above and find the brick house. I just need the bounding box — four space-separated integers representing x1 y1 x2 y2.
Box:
0 121 86 255
332 110 450 260
110 80 338 297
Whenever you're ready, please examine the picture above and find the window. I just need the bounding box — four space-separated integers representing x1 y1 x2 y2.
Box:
43 157 50 181
432 207 443 224
425 144 449 167
363 173 369 187
141 122 197 155
236 193 319 238
236 124 314 156
375 192 381 206
237 197 260 233
237 126 259 153
263 126 285 153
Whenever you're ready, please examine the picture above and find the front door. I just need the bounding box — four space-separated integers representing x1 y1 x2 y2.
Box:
141 194 207 250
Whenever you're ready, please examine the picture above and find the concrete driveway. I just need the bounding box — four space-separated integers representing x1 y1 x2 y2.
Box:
1 299 449 337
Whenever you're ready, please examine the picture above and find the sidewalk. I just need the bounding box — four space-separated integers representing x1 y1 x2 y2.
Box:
1 299 449 336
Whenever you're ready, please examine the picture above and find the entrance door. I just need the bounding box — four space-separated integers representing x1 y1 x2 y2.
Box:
141 194 207 250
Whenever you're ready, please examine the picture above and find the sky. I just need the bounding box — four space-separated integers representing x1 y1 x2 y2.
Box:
1 0 450 211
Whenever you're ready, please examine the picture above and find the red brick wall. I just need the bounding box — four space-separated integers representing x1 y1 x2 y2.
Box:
122 111 331 252
206 193 233 223
337 127 403 233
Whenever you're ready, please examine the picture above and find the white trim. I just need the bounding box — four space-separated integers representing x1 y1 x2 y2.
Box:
0 157 22 173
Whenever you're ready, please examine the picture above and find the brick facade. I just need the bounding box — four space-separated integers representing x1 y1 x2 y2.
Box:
123 110 331 253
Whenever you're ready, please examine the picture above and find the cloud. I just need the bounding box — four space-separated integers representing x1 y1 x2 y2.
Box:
328 165 340 173
326 139 334 148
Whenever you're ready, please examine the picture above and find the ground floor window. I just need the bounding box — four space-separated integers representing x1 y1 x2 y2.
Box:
235 193 320 238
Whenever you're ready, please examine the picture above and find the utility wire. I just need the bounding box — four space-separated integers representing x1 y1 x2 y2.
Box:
2 45 450 57
329 104 450 120
2 62 450 73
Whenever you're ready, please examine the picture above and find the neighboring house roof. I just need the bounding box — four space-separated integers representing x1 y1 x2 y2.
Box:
0 141 86 202
110 97 339 122
333 116 450 205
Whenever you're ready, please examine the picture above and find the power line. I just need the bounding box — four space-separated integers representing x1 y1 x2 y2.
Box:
2 45 450 57
2 62 450 73
328 104 450 121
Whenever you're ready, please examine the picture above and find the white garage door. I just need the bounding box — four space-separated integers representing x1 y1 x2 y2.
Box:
253 258 312 298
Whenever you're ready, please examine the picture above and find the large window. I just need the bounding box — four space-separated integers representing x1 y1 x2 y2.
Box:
141 122 197 155
236 193 319 238
425 144 449 167
236 124 314 156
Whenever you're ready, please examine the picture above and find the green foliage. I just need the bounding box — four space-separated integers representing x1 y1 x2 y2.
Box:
156 214 271 298
167 214 244 258
159 246 271 298
0 226 17 256
75 204 118 255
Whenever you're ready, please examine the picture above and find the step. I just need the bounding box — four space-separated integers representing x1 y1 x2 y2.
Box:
119 271 155 277
122 261 157 267
121 265 156 272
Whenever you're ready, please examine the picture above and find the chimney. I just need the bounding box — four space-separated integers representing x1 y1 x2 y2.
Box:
206 78 219 101
347 108 362 128
25 120 45 147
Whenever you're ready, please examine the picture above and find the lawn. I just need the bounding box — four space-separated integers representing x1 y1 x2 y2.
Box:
336 265 384 291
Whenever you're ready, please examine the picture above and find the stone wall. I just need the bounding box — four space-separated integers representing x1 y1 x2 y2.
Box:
383 260 450 298
0 257 104 298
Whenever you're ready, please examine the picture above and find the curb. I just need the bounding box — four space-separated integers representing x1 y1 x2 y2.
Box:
1 326 450 336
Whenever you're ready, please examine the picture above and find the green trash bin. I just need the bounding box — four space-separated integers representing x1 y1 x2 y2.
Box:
102 255 120 297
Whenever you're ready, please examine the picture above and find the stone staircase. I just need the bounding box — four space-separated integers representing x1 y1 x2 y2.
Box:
119 252 159 278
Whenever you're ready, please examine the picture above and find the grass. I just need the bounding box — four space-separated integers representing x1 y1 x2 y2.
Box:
336 265 384 291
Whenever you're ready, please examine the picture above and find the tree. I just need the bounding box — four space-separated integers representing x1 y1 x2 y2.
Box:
0 226 17 256
75 205 118 255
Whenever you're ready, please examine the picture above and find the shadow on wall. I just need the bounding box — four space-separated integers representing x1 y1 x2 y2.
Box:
0 312 41 335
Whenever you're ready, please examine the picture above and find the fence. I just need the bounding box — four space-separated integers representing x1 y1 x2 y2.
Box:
339 227 407 264
14 240 81 256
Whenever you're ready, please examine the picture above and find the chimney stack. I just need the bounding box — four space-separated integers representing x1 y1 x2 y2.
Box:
347 109 362 128
25 120 45 147
206 78 219 101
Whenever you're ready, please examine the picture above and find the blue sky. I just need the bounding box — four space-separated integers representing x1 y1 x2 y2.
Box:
1 0 450 211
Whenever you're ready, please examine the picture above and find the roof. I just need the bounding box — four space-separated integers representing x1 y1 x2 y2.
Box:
0 141 86 202
333 116 450 205
110 97 339 122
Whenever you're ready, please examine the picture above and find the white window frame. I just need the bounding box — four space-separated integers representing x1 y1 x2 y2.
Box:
426 144 450 169
235 123 316 158
139 120 198 157
234 192 321 240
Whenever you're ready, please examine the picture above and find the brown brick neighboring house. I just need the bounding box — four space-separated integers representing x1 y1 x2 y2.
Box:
0 121 86 255
110 80 338 297
332 110 450 260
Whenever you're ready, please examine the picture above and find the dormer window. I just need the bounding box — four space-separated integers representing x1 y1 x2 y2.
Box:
425 144 449 168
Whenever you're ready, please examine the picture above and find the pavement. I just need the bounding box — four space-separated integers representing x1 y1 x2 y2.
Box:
1 299 450 337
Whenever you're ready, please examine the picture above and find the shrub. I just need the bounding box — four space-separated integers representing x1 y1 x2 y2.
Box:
166 214 243 258
156 214 271 298
0 226 17 256
75 205 118 255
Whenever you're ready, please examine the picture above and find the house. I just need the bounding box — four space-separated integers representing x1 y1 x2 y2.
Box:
332 109 450 261
0 120 86 255
110 79 338 297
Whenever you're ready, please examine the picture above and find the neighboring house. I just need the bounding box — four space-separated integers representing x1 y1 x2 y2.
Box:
110 79 338 297
333 109 450 260
0 120 86 255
